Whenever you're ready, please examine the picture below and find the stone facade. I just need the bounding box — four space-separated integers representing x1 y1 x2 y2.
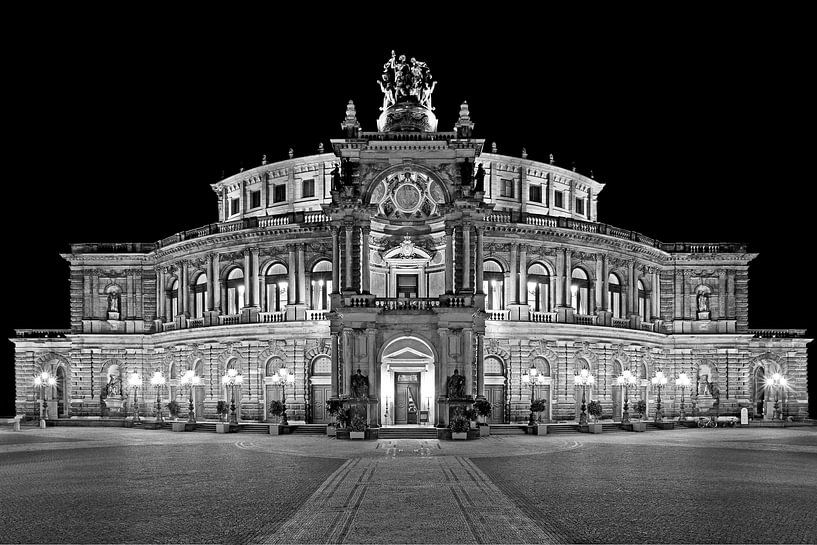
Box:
12 59 810 425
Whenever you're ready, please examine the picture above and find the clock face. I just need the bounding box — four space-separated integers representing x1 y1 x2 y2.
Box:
370 171 445 220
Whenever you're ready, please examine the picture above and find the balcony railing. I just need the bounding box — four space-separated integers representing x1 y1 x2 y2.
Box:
749 329 808 338
375 298 440 311
187 317 204 328
258 311 286 323
612 318 630 329
529 311 557 323
13 329 71 338
218 314 240 326
488 310 510 321
306 309 328 320
576 314 597 326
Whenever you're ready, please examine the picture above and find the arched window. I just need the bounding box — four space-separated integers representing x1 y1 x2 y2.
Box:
571 268 590 315
226 268 245 315
638 279 648 321
192 273 207 318
265 357 284 377
264 263 288 312
169 279 179 318
311 260 332 311
483 260 504 311
527 263 551 312
484 356 504 375
608 273 623 318
312 356 331 376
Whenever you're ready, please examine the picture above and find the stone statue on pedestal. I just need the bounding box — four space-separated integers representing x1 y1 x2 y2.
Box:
446 369 465 399
351 368 369 399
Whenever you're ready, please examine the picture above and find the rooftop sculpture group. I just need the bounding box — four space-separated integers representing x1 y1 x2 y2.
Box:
377 50 437 111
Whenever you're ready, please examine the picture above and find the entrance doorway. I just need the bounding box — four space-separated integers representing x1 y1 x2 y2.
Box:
485 385 505 423
394 373 420 424
311 385 331 424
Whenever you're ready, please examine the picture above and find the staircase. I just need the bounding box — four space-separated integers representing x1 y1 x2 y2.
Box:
292 424 327 435
192 422 216 432
378 427 438 440
239 423 273 434
488 424 529 435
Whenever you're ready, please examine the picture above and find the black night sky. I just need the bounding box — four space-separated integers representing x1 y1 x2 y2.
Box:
3 10 814 417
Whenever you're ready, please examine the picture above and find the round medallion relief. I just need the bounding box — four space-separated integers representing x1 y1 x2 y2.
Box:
394 183 421 211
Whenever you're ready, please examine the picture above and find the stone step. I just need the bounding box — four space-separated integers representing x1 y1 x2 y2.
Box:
488 425 528 435
378 428 438 439
292 425 327 435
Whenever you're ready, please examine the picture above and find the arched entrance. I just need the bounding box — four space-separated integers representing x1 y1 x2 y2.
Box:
380 336 435 426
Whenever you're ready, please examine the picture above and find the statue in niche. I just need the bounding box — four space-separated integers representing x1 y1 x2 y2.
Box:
446 369 466 399
107 291 120 313
104 374 122 397
710 382 721 406
473 163 485 192
697 291 709 312
351 368 369 399
341 158 353 186
699 374 711 396
330 164 342 192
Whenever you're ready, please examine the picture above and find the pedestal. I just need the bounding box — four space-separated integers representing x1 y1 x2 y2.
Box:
104 397 124 417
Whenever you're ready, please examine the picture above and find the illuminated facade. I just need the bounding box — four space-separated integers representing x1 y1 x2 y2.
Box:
12 54 810 427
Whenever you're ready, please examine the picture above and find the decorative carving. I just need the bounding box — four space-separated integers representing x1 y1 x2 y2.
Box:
611 345 631 368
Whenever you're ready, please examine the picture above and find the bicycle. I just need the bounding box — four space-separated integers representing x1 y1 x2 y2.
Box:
696 416 717 428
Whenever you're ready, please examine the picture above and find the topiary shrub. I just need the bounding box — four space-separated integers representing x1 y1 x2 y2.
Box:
269 400 285 419
216 400 229 422
473 399 493 421
588 400 603 422
349 415 366 432
167 400 181 420
449 415 470 433
634 399 647 419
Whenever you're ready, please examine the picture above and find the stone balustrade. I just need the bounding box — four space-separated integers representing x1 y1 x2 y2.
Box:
258 311 286 323
13 329 71 338
488 309 510 321
305 309 328 320
575 314 597 326
749 329 807 338
529 311 557 323
375 298 440 311
187 317 204 328
612 318 630 329
218 314 240 326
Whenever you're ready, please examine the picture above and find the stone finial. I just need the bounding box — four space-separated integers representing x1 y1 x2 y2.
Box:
261 154 267 166
288 148 294 159
454 100 474 139
341 99 361 138
318 142 324 154
491 142 498 153
549 153 555 164
521 147 528 159
572 162 577 172
590 169 595 179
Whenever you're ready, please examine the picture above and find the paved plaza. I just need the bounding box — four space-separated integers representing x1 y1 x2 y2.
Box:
1 426 815 544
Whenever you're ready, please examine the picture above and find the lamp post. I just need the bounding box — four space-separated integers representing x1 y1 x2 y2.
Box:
180 370 201 424
33 371 56 425
676 372 691 421
651 371 668 422
616 369 638 423
221 368 244 425
521 364 545 425
127 371 141 424
574 369 595 425
764 372 788 420
270 365 296 425
150 371 166 423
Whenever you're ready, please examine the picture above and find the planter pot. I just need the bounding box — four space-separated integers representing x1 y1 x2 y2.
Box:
215 422 235 434
583 423 603 434
622 422 646 432
479 424 490 437
349 431 365 440
656 421 675 430
326 425 337 437
451 432 468 440
269 424 280 435
142 420 163 430
171 421 187 432
469 421 477 429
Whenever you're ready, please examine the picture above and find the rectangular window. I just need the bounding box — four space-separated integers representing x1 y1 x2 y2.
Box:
529 185 542 203
250 190 261 209
230 198 240 216
302 179 315 198
575 198 585 215
273 185 286 203
554 191 564 209
501 179 514 198
397 274 418 298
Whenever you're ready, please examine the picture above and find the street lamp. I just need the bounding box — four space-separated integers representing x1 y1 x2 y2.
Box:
764 372 788 420
574 369 595 425
270 365 296 425
180 370 201 424
651 371 668 422
616 369 638 423
127 371 141 424
150 371 166 423
221 368 244 425
676 372 691 421
33 371 56 425
521 364 546 425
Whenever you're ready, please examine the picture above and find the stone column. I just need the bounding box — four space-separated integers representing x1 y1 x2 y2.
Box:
344 223 353 291
213 253 221 312
475 227 484 294
519 245 528 302
206 255 215 311
463 329 473 396
342 329 352 396
222 188 228 221
461 224 471 291
437 328 449 426
509 244 519 304
287 245 297 304
555 250 565 307
297 244 306 304
476 333 485 398
180 261 189 316
600 256 609 311
158 267 166 321
331 226 340 293
564 249 572 304
630 261 638 317
444 227 454 294
595 256 603 311
330 333 339 398
367 329 377 423
251 248 261 307
651 271 660 321
243 250 252 308
718 271 727 319
361 227 370 294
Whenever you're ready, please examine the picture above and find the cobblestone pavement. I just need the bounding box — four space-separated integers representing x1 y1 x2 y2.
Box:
1 426 815 544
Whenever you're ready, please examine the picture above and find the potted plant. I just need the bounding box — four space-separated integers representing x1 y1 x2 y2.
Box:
215 400 233 433
326 399 343 437
167 400 187 431
529 398 548 435
624 400 647 432
473 398 492 436
349 415 366 440
450 414 469 440
463 408 478 429
585 400 603 433
269 400 285 435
